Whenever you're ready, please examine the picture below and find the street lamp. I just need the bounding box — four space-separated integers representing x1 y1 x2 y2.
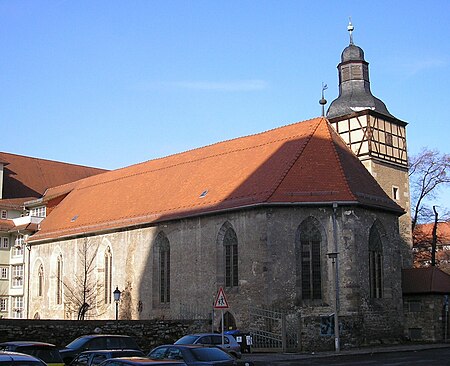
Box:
113 286 121 330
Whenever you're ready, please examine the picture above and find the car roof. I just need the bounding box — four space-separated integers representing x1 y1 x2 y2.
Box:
0 341 56 347
80 349 142 354
108 357 185 364
185 333 229 337
76 334 133 339
0 351 46 361
79 349 143 356
154 344 213 350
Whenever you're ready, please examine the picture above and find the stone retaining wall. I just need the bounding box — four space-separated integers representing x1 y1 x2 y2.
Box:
0 319 210 352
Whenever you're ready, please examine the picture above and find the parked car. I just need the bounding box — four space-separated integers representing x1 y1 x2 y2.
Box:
174 334 241 359
0 351 47 366
70 349 145 366
60 335 141 365
148 344 237 366
0 341 64 366
99 357 186 366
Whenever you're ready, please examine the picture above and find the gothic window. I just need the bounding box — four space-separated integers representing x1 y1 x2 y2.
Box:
38 264 44 297
297 218 322 301
104 247 112 304
155 232 170 304
369 223 383 298
224 228 238 288
56 255 63 305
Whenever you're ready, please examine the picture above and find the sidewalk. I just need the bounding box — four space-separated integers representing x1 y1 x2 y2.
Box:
240 342 450 363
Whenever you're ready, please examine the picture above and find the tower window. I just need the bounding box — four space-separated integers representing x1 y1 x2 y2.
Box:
392 186 399 200
385 132 393 146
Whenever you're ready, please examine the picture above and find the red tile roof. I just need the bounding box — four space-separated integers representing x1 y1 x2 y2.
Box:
0 152 107 205
414 222 450 246
402 267 450 294
0 219 14 231
29 117 403 243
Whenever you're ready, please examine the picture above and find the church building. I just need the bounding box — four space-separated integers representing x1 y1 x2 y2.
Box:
24 25 412 350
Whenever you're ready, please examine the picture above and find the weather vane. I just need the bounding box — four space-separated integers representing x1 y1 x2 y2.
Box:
319 82 328 117
348 17 354 45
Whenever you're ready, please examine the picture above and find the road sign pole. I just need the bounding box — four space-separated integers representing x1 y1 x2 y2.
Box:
221 309 224 347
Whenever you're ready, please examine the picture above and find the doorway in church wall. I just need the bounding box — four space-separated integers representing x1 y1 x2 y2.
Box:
219 311 236 331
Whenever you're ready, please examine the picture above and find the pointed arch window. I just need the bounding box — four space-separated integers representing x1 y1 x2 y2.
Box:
38 264 44 297
156 233 170 304
56 255 63 305
297 218 322 301
369 224 383 298
104 247 112 304
224 227 238 288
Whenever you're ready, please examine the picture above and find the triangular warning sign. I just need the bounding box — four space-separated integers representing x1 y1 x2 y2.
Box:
214 287 229 309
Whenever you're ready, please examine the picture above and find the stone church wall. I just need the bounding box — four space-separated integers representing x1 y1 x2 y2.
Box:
28 204 407 350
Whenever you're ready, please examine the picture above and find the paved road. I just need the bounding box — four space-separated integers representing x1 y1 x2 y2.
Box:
247 347 450 366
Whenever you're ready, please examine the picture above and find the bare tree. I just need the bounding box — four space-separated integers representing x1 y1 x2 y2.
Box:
59 238 103 319
409 148 450 232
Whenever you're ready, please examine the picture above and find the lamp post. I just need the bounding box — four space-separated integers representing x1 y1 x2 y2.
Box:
113 286 121 331
327 252 340 352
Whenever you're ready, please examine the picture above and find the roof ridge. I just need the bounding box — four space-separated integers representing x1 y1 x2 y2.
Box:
326 122 358 201
264 119 322 201
108 117 324 172
75 121 321 192
0 151 107 171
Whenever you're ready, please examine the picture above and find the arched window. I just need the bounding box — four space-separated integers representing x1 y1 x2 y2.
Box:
38 264 44 297
56 255 63 305
104 247 112 304
297 218 322 301
369 223 383 298
224 228 238 288
155 232 170 304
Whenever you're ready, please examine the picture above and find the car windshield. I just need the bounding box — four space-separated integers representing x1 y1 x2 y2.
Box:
174 336 200 345
65 338 89 349
191 348 233 361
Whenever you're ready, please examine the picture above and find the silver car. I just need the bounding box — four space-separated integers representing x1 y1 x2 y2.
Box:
174 334 241 359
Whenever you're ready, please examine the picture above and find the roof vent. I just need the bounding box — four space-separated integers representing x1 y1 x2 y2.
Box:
199 190 208 198
70 215 79 222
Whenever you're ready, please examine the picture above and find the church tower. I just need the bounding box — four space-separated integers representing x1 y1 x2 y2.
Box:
327 21 412 247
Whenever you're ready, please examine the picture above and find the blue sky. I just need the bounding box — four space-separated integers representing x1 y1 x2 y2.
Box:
1 1 449 210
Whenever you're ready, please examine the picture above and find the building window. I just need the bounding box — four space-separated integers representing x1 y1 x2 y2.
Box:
0 267 8 279
12 265 23 288
30 206 46 218
12 296 23 318
385 132 393 146
0 298 7 312
104 247 112 304
56 255 63 305
0 210 6 219
297 218 322 301
0 237 8 249
224 228 238 288
154 232 170 304
369 223 383 298
38 265 44 297
13 235 24 256
392 186 399 200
